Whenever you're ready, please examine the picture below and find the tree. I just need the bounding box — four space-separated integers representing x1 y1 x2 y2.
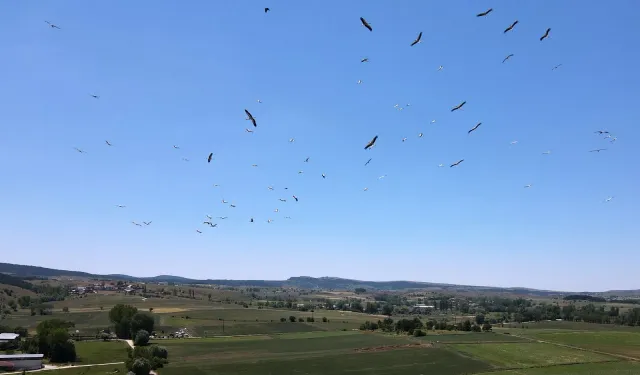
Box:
475 314 485 325
322 317 328 322
280 317 286 322
134 329 150 346
462 319 472 332
130 313 154 338
381 304 393 316
22 319 76 363
131 358 151 375
62 307 69 313
289 316 296 322
482 323 493 332
297 317 304 322
109 304 138 339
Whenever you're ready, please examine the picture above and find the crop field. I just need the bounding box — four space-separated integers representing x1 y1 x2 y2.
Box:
448 342 615 369
157 331 491 375
156 308 376 336
477 361 640 375
417 332 528 343
74 340 130 364
524 331 640 358
500 320 640 332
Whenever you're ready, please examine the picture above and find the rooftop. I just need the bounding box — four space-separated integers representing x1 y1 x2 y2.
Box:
0 354 44 359
0 333 19 340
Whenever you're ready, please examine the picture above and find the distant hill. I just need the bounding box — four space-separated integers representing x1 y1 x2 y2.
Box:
0 262 635 296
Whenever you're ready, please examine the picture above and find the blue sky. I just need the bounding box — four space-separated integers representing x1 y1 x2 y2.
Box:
1 1 638 292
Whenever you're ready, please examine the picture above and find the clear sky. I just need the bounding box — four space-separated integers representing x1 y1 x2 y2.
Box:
1 1 638 292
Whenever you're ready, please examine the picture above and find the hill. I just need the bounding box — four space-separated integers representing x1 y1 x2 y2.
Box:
0 262 634 296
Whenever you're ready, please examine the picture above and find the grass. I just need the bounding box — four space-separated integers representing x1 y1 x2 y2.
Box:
475 361 640 374
158 346 490 375
499 320 640 332
448 342 616 369
525 331 640 358
74 340 130 364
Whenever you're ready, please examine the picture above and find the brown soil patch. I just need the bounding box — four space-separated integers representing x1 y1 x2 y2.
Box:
353 342 433 353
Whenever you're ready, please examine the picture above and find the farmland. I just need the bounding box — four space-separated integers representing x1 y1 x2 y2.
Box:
2 267 640 374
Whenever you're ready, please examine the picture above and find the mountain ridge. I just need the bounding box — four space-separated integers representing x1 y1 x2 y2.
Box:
0 262 636 296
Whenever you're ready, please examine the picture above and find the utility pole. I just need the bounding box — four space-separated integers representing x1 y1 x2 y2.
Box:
222 319 225 334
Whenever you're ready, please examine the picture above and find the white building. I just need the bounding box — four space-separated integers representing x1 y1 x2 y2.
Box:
0 354 44 371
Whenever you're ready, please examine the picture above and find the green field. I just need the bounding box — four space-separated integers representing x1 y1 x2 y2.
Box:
148 330 492 374
525 331 640 358
74 340 130 364
477 361 640 374
449 342 615 369
416 332 528 343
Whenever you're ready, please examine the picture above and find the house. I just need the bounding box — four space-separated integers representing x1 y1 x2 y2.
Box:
411 304 435 314
0 354 44 371
0 333 20 348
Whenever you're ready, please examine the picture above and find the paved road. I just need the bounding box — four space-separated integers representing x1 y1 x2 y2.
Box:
4 361 124 374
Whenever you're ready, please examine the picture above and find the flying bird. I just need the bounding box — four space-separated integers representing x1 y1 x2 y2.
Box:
589 148 607 153
115 205 126 208
279 198 287 202
268 186 274 190
364 135 378 150
45 21 61 29
504 20 519 33
437 66 443 71
510 140 519 145
357 80 363 84
552 64 563 70
450 159 464 168
274 208 279 213
132 221 142 227
542 151 551 155
468 122 482 134
604 196 614 202
252 164 258 167
89 94 99 99
143 221 152 226
264 8 270 13
196 229 202 234
221 199 228 204
207 153 214 163
524 184 532 188
245 109 257 127
361 57 369 63
304 157 310 162
418 133 423 138
293 195 299 202
502 54 514 63
594 130 609 135
402 137 407 142
431 119 437 123
298 170 304 174
73 147 86 153
540 28 551 41
364 158 372 166
410 32 423 46
451 101 466 112
322 173 326 179
360 17 372 31
173 145 180 149
206 215 212 220
245 128 254 133
250 218 254 222
476 8 493 17
218 216 228 220
378 175 387 180
289 138 295 143
363 187 368 191
105 140 112 146
438 164 445 167
182 157 189 162
267 219 273 223
230 204 236 208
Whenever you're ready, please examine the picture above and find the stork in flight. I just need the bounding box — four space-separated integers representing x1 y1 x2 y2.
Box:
45 21 61 29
